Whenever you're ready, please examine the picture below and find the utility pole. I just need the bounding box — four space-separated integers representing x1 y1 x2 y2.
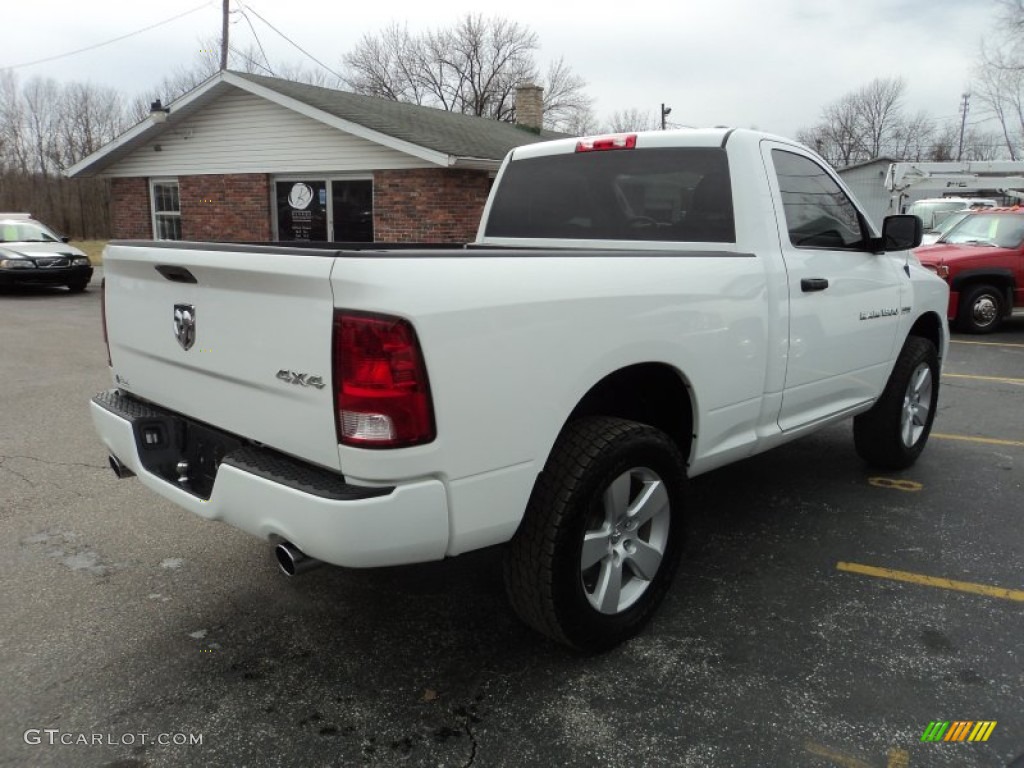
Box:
956 92 970 162
660 103 672 131
220 0 230 71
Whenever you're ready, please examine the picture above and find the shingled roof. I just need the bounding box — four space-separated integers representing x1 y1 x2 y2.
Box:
68 70 563 178
231 72 564 161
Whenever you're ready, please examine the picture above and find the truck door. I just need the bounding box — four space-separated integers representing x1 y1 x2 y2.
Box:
761 143 904 431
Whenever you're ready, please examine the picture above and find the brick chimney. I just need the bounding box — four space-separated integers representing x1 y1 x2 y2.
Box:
515 84 544 133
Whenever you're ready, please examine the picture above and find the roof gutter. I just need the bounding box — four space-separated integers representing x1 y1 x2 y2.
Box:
447 156 503 171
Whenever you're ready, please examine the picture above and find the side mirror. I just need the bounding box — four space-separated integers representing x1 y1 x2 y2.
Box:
879 214 922 251
61 235 71 243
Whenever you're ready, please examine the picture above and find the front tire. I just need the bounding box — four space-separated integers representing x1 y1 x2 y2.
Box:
854 336 939 470
504 416 687 652
956 283 1003 334
67 279 89 293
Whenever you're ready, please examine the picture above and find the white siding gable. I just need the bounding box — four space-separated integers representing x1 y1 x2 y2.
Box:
106 89 436 177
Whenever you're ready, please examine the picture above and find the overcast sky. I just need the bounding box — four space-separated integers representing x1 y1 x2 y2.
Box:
1 0 1001 140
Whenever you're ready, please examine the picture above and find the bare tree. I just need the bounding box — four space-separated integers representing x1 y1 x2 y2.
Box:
797 77 940 167
854 77 905 159
889 110 935 162
541 57 592 134
605 108 656 133
0 72 135 237
342 14 593 132
972 2 1024 160
0 71 30 174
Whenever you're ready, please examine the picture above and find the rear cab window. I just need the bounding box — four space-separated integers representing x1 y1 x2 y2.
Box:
484 148 735 243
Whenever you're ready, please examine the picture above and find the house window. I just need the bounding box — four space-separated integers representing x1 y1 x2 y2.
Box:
151 179 181 240
274 177 373 242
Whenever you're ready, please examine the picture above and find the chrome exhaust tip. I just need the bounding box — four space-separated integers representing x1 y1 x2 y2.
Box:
275 542 323 576
108 454 135 479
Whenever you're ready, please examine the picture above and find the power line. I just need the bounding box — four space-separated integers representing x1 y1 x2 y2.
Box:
1 3 213 71
239 3 343 81
236 6 275 76
226 44 274 76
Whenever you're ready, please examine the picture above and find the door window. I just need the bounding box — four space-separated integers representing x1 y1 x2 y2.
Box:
772 150 867 250
275 180 327 241
331 180 373 242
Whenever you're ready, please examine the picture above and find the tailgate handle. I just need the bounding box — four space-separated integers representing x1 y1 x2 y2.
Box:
155 265 197 284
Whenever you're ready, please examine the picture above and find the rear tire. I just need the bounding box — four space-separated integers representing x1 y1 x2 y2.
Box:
854 336 939 470
503 416 687 652
956 283 1003 334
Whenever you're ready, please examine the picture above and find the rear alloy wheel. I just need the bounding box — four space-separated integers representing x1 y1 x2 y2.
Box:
957 284 1003 334
854 336 939 470
504 416 687 651
580 466 672 615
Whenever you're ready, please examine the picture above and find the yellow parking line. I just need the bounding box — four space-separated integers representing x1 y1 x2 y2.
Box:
951 340 1024 349
804 741 873 768
932 433 1024 448
837 562 1024 602
943 373 1024 385
887 748 910 768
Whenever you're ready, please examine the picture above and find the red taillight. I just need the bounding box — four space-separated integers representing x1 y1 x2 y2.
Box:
100 278 111 367
575 134 637 153
332 311 435 448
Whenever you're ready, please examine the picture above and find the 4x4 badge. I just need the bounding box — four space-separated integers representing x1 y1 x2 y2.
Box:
173 304 196 351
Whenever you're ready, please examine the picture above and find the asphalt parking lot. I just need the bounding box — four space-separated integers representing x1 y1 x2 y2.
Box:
1 272 1022 768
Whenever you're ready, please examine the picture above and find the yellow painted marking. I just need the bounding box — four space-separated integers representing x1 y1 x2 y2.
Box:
970 722 993 742
944 373 1024 385
804 741 873 768
887 747 910 768
868 477 923 492
932 433 1024 448
837 562 1024 602
951 339 1024 349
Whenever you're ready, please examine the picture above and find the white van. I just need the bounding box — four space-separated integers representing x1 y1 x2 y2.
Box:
907 197 998 230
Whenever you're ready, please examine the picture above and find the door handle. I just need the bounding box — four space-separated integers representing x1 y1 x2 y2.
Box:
801 278 829 292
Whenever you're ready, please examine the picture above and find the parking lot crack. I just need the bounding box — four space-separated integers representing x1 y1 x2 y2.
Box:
0 457 37 487
0 453 107 471
461 718 478 768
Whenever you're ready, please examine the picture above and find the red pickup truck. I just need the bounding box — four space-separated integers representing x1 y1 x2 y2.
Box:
915 207 1024 333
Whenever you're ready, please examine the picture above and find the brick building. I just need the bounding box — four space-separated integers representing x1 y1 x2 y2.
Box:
68 71 560 244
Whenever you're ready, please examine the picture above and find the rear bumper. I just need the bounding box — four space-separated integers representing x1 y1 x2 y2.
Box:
91 390 450 568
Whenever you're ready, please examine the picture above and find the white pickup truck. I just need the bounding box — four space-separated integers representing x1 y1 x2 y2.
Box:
92 129 949 651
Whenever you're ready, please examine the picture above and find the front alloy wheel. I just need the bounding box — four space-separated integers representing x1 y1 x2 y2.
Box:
900 362 933 449
854 336 939 469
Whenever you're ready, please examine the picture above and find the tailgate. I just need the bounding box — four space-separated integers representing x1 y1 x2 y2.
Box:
103 243 340 470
